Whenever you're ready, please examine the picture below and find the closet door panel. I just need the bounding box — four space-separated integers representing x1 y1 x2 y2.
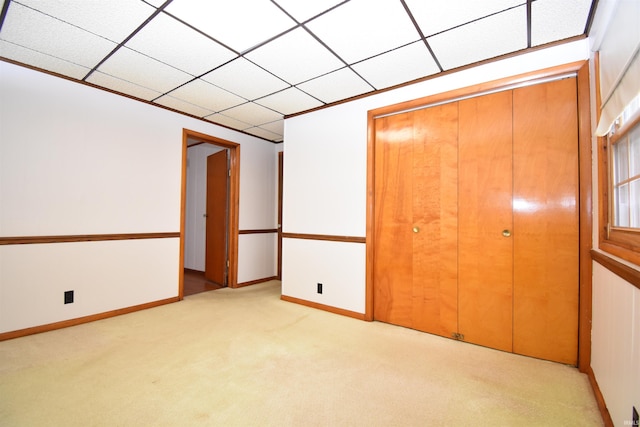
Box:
512 78 579 365
411 105 459 336
373 104 458 337
458 91 514 352
373 112 415 328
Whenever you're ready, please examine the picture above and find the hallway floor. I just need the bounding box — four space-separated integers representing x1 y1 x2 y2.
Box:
183 269 223 296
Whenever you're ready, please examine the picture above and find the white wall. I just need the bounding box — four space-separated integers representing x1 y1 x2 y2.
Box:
282 239 366 312
587 1 640 423
591 262 640 426
237 132 279 283
282 39 590 313
0 61 278 333
239 138 278 230
184 144 224 271
238 233 277 284
0 239 180 332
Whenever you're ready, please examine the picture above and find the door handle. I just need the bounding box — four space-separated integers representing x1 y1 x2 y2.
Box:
502 229 511 237
413 226 420 233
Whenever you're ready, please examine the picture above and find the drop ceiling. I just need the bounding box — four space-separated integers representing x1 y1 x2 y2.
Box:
0 0 597 143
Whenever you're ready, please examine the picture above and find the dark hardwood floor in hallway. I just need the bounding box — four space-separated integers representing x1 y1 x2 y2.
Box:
183 269 224 297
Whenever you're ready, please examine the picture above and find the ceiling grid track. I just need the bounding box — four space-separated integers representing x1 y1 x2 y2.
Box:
83 0 174 81
0 0 598 143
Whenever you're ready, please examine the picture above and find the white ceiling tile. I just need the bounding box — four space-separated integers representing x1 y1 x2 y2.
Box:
0 0 595 131
405 0 523 37
86 70 163 101
206 113 253 130
305 0 420 63
0 3 117 69
168 79 246 112
297 68 373 104
256 88 323 115
245 126 282 141
96 47 192 93
126 13 237 76
531 0 592 46
352 41 440 90
274 0 346 22
201 58 289 100
0 40 91 79
427 6 527 70
165 0 296 53
17 0 155 43
154 94 214 117
259 120 285 136
221 103 283 127
245 27 344 85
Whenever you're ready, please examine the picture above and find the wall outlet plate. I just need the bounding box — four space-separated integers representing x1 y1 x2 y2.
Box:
64 290 74 304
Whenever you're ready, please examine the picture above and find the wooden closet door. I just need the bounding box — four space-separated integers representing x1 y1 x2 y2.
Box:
373 111 414 329
458 91 514 352
373 103 458 337
512 78 579 365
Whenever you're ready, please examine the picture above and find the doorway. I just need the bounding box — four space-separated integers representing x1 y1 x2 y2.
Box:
180 129 240 299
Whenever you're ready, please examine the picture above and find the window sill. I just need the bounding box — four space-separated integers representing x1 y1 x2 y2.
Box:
591 249 640 290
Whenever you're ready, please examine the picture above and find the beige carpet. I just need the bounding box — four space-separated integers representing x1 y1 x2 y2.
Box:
0 281 602 426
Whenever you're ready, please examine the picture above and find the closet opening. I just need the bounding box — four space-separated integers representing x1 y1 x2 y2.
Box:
365 61 592 370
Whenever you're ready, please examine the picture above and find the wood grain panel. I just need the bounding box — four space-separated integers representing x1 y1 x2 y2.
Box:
373 103 458 337
205 150 228 285
458 91 514 352
410 105 458 337
512 77 580 365
373 111 415 328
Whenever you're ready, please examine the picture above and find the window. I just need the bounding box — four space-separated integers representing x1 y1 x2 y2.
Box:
611 97 640 228
600 93 640 265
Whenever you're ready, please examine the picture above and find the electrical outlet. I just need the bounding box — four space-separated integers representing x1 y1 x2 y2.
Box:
317 283 323 294
64 290 74 304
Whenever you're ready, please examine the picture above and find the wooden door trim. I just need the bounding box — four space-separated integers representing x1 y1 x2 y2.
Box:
181 129 240 298
576 61 593 372
277 151 283 280
366 60 592 371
